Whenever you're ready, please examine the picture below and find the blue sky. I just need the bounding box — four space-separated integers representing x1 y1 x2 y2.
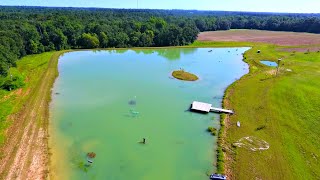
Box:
1 0 319 13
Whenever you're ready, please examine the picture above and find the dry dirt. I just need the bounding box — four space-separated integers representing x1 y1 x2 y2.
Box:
198 30 320 46
0 52 60 180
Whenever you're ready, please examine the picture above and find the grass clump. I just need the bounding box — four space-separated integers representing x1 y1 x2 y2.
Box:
207 127 217 136
256 125 267 131
172 69 198 81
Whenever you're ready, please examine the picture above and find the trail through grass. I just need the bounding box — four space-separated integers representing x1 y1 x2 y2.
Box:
0 52 54 145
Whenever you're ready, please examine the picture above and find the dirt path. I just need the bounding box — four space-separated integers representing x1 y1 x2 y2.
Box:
0 52 63 180
198 30 320 46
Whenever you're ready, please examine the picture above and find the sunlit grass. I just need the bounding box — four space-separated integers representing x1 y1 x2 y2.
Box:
191 40 320 179
0 52 54 145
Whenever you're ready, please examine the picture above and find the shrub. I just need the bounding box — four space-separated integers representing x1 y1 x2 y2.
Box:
1 74 25 91
256 125 267 131
207 126 217 136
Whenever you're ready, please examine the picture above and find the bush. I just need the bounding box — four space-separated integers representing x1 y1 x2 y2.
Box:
216 146 225 173
0 74 25 91
78 33 100 49
207 126 217 136
256 125 267 131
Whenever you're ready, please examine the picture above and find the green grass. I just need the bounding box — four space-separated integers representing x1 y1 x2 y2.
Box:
207 127 217 136
0 52 55 145
190 41 320 179
172 70 199 81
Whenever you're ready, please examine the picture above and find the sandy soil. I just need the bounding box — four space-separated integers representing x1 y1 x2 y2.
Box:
0 52 60 180
198 30 320 46
222 95 234 180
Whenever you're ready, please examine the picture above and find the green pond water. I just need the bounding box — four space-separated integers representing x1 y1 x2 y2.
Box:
49 47 250 180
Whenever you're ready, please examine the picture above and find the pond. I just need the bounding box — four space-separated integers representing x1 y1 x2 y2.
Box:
260 60 278 67
49 47 250 180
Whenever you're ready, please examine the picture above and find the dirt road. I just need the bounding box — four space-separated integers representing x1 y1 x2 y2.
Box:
0 52 63 180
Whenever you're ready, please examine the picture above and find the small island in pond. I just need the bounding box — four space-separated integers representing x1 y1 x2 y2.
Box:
172 70 199 81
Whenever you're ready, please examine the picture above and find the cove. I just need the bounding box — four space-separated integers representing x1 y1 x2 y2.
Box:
49 47 250 180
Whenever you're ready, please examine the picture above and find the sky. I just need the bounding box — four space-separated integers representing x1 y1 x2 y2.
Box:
1 0 320 13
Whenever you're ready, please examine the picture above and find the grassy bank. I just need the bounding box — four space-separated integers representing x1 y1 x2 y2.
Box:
0 52 55 145
0 51 68 179
190 41 320 179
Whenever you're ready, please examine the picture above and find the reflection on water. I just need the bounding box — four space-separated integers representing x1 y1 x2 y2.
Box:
50 47 250 180
132 48 197 60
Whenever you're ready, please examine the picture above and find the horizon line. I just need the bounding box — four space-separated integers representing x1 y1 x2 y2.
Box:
0 5 320 14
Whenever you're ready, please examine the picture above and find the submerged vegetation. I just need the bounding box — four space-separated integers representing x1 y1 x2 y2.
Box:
207 127 217 136
87 152 96 158
172 70 198 81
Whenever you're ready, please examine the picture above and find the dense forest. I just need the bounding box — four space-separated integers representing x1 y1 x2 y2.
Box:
0 6 320 90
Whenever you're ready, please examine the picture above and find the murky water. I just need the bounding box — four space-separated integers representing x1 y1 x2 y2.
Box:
49 48 250 180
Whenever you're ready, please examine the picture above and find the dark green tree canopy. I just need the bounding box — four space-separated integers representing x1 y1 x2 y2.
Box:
0 6 319 78
78 33 100 49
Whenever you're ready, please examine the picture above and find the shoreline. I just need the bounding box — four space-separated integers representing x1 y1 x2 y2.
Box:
0 51 69 179
217 49 252 177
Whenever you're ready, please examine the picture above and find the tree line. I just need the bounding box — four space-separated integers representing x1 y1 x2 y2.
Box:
0 6 320 90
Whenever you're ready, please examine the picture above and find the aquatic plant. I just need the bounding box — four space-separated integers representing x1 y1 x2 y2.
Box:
128 100 136 105
77 161 89 173
87 152 96 158
207 127 217 136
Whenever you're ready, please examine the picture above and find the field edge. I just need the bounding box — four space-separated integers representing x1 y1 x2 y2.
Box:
0 50 69 179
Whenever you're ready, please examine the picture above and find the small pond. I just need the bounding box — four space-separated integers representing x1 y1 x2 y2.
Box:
260 60 278 67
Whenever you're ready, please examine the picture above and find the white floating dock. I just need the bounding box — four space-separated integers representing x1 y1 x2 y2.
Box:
191 101 234 114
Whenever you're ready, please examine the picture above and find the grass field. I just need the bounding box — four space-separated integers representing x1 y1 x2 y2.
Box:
0 51 67 179
192 30 320 179
0 52 54 145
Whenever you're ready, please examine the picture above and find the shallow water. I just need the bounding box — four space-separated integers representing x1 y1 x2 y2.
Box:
49 47 250 180
260 60 278 67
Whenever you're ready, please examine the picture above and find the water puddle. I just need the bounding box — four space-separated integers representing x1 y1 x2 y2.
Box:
260 60 278 67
